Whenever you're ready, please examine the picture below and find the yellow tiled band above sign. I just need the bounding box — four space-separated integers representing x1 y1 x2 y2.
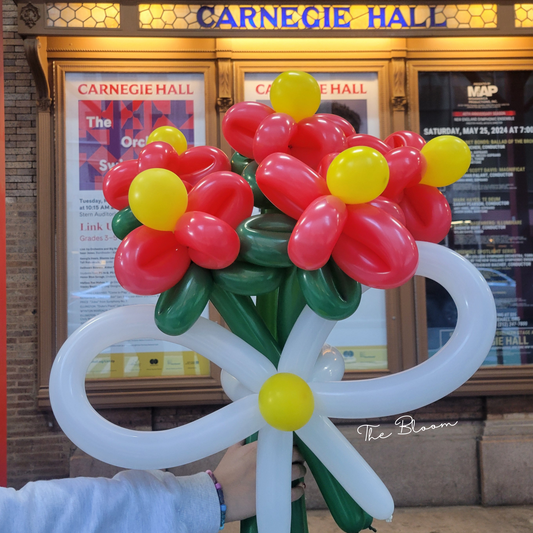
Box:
138 4 498 30
47 3 121 28
515 4 533 26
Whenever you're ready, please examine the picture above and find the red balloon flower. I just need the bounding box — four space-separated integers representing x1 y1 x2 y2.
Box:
256 153 419 289
111 170 254 295
103 141 231 210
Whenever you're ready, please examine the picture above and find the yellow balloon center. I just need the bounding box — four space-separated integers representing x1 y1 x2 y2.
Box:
129 168 188 231
420 135 471 187
270 71 321 123
326 146 389 204
258 373 314 432
147 126 188 155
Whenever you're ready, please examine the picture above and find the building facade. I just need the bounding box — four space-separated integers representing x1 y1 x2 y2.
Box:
3 0 533 509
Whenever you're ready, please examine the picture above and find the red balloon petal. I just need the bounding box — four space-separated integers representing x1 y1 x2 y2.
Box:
290 116 347 170
385 131 426 151
370 196 406 226
400 184 452 243
175 146 231 186
174 211 240 270
316 152 341 179
137 141 181 176
332 204 418 289
314 113 356 137
256 153 329 220
114 226 190 295
383 147 425 203
288 196 347 270
253 113 297 163
187 171 254 229
102 159 138 210
222 102 274 158
346 134 390 155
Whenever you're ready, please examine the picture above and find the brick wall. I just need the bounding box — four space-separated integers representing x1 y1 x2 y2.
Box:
3 0 72 488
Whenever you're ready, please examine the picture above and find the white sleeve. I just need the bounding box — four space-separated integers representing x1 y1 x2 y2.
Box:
0 470 221 533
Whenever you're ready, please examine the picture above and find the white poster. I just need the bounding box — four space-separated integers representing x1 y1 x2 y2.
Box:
244 71 388 370
64 71 210 378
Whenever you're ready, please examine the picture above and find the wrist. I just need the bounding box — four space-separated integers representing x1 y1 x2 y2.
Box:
206 470 227 530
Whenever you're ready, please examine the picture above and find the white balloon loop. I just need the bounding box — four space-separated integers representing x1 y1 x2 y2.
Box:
312 241 497 419
50 305 270 469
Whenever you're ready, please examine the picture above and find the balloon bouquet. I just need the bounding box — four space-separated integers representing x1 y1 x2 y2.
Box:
50 72 496 533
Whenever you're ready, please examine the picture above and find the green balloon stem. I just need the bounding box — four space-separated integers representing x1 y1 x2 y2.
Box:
277 267 307 347
294 435 373 532
290 491 310 533
210 285 281 367
256 290 279 341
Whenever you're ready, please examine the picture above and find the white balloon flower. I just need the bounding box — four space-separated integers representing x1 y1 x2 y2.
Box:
50 242 496 532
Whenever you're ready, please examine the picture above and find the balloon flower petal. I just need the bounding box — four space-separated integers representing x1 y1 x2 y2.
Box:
384 130 426 151
253 113 297 163
400 184 452 243
256 426 294 533
103 159 138 211
346 133 390 155
137 140 181 176
288 195 347 270
114 226 190 295
332 203 418 289
369 196 406 226
277 306 336 381
222 101 275 158
296 414 394 520
174 146 231 187
256 153 329 220
174 211 240 270
187 171 254 229
289 115 347 170
383 147 425 203
314 113 356 137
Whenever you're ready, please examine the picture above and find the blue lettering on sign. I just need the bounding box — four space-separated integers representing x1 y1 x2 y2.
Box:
323 6 331 28
193 5 451 31
260 7 278 28
197 6 215 28
387 7 408 27
334 7 350 28
368 6 386 28
430 6 447 27
281 7 298 28
302 6 320 28
216 7 238 28
240 6 257 28
410 6 426 27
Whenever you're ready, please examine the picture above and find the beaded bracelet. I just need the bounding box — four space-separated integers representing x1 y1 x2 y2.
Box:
206 470 226 530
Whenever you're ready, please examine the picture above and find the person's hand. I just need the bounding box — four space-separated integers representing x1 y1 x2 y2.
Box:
213 441 306 522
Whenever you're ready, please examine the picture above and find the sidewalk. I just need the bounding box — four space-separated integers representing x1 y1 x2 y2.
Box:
226 506 533 533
